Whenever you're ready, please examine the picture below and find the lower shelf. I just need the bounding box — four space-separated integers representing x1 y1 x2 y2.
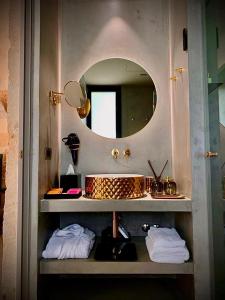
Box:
40 238 193 275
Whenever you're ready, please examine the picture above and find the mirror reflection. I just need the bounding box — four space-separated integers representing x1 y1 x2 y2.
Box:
64 81 85 108
64 81 90 119
80 58 157 139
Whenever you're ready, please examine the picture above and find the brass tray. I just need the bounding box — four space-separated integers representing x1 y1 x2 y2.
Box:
151 194 185 199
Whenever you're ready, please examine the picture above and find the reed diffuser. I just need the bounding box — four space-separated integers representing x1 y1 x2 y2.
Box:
147 160 168 195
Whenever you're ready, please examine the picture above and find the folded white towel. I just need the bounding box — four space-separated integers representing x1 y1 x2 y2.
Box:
146 236 190 264
147 227 185 248
42 224 95 259
55 224 84 238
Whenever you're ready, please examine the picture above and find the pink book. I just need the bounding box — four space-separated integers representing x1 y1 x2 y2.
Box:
66 188 82 195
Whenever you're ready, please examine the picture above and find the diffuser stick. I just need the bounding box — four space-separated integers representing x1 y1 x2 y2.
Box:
158 160 168 180
147 160 157 180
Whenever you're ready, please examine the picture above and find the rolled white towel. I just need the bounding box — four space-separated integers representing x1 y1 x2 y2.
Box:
55 224 84 238
42 224 95 259
147 227 185 248
145 236 190 264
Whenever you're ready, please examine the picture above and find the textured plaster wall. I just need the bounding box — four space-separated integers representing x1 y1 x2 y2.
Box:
121 85 154 137
1 0 24 299
61 0 172 182
0 1 10 153
217 1 225 69
39 0 59 197
169 0 191 196
219 84 225 177
0 0 10 290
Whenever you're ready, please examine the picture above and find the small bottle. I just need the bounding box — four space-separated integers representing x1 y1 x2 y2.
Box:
164 177 177 195
151 179 163 195
145 176 154 193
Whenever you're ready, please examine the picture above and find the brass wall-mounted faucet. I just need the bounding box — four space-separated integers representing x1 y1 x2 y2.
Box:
111 148 119 159
123 149 131 158
111 148 131 159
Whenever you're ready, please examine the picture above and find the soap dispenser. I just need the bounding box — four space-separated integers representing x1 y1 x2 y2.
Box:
163 176 177 195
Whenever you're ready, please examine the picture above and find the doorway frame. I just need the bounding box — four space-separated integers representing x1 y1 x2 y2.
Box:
21 0 40 299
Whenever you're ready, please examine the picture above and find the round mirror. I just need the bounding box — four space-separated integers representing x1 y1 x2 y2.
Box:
80 58 157 139
64 80 90 119
64 81 85 108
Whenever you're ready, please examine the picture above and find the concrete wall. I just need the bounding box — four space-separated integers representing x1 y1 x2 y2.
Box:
1 0 24 299
219 84 225 178
60 0 172 182
38 0 60 283
0 1 10 153
216 0 225 69
39 0 59 197
169 0 191 196
0 0 10 291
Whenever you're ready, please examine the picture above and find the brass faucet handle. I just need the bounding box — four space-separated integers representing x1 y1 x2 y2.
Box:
112 148 119 159
123 148 131 158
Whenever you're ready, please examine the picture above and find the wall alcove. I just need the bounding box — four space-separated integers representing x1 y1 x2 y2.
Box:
25 0 224 299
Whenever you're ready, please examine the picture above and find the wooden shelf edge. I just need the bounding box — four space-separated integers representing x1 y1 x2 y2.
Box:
40 195 192 213
40 259 193 275
40 237 193 275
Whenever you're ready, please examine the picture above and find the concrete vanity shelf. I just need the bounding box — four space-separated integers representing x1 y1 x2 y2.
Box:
40 237 193 275
40 194 192 212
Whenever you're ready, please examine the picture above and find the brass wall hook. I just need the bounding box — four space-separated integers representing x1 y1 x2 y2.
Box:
175 67 185 74
112 148 120 159
170 76 177 81
206 151 218 158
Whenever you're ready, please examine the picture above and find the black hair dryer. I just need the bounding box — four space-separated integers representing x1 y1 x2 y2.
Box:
62 133 80 166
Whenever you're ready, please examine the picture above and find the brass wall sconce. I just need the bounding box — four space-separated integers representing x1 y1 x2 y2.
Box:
49 90 63 106
49 81 90 119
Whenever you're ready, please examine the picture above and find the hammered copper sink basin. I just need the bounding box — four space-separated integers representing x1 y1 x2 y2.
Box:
85 174 145 199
